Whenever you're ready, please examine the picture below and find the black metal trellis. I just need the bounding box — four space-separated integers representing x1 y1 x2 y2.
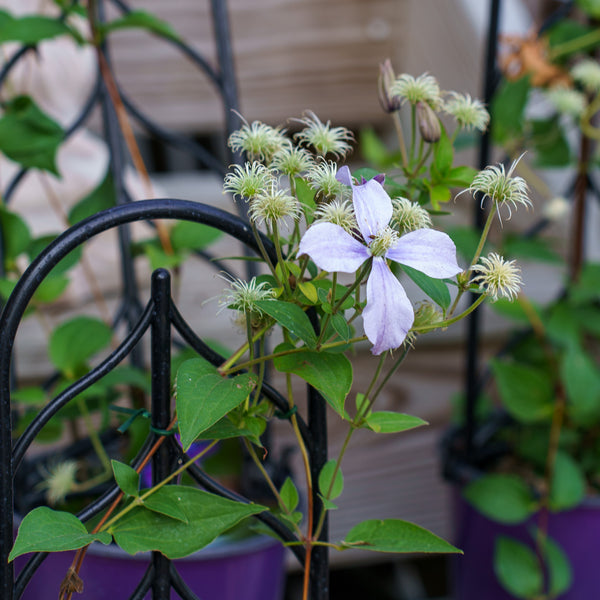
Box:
0 1 329 599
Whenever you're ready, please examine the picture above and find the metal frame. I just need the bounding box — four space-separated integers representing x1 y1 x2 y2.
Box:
0 1 330 598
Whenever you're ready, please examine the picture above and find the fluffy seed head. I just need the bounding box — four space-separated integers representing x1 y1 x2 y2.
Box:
572 59 600 93
471 253 522 301
219 276 276 316
294 111 354 158
467 156 531 219
249 183 301 227
413 302 442 329
390 73 443 110
313 198 357 232
41 460 78 506
391 197 432 233
444 92 490 132
543 196 570 221
271 146 315 177
546 86 586 118
223 162 274 200
306 160 346 201
228 120 290 163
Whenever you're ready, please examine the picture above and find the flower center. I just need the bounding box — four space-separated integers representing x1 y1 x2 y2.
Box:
369 227 399 257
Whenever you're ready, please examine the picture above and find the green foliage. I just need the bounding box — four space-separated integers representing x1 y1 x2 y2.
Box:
9 507 111 561
0 9 73 44
494 536 543 599
272 344 352 418
176 357 256 451
110 487 266 559
254 300 318 348
0 96 64 174
69 172 117 224
112 460 140 498
362 411 427 434
402 264 451 311
463 474 537 524
343 519 461 554
318 459 344 508
48 316 113 376
491 77 530 144
98 10 181 42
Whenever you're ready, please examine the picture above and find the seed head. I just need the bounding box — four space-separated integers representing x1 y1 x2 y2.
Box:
249 182 301 227
444 92 490 132
313 198 357 232
228 119 290 163
294 111 354 158
40 460 78 506
390 73 443 110
223 161 274 200
471 253 522 301
572 59 600 93
219 276 276 317
546 86 586 118
467 156 531 219
271 146 315 177
391 197 432 233
543 196 570 221
306 160 346 201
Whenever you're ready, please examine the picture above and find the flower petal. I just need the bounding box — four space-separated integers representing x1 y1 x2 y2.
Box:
299 222 369 273
352 178 394 243
364 257 414 355
336 165 353 187
386 229 462 278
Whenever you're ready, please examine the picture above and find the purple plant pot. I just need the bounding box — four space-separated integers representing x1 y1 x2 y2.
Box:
453 492 600 599
15 534 286 600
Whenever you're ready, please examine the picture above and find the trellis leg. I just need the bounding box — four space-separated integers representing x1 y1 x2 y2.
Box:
150 269 173 599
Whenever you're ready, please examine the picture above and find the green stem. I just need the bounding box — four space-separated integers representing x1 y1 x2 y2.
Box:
101 440 218 532
392 111 409 170
549 28 600 61
410 104 417 163
413 293 487 333
272 224 291 295
76 398 112 474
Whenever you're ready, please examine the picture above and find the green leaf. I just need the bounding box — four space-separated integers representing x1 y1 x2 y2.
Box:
561 345 600 425
463 473 536 524
491 360 554 423
11 386 47 405
502 234 561 263
142 242 186 270
549 451 585 511
319 459 343 501
445 165 477 187
402 264 451 310
297 280 318 304
254 300 317 348
272 344 352 418
547 19 593 52
111 460 139 497
448 226 489 263
571 263 600 304
176 358 256 451
9 507 111 561
490 297 543 323
530 116 571 167
110 486 266 558
427 184 451 209
68 172 116 224
364 411 427 434
492 77 530 144
48 316 113 375
360 128 394 169
170 221 221 252
142 486 189 523
28 234 83 275
494 536 543 599
575 0 600 19
280 477 299 512
0 10 72 44
0 207 31 263
539 533 573 596
32 275 69 303
343 519 461 554
330 312 351 342
195 414 264 444
432 129 453 176
295 177 316 221
99 10 181 42
0 96 64 174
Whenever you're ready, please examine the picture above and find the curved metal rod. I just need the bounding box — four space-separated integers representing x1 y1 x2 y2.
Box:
108 0 222 91
120 91 227 175
169 299 312 447
128 564 155 600
12 300 154 469
0 46 32 88
177 443 305 565
14 552 48 599
169 565 201 600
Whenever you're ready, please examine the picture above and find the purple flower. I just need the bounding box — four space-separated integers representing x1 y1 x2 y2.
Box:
299 166 461 354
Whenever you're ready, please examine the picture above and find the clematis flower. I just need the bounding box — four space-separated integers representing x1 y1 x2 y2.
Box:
299 166 462 354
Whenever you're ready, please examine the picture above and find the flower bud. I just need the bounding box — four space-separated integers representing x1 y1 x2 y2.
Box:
416 101 441 143
378 59 401 113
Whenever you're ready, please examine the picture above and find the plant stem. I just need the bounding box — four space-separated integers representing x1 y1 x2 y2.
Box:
392 111 409 169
